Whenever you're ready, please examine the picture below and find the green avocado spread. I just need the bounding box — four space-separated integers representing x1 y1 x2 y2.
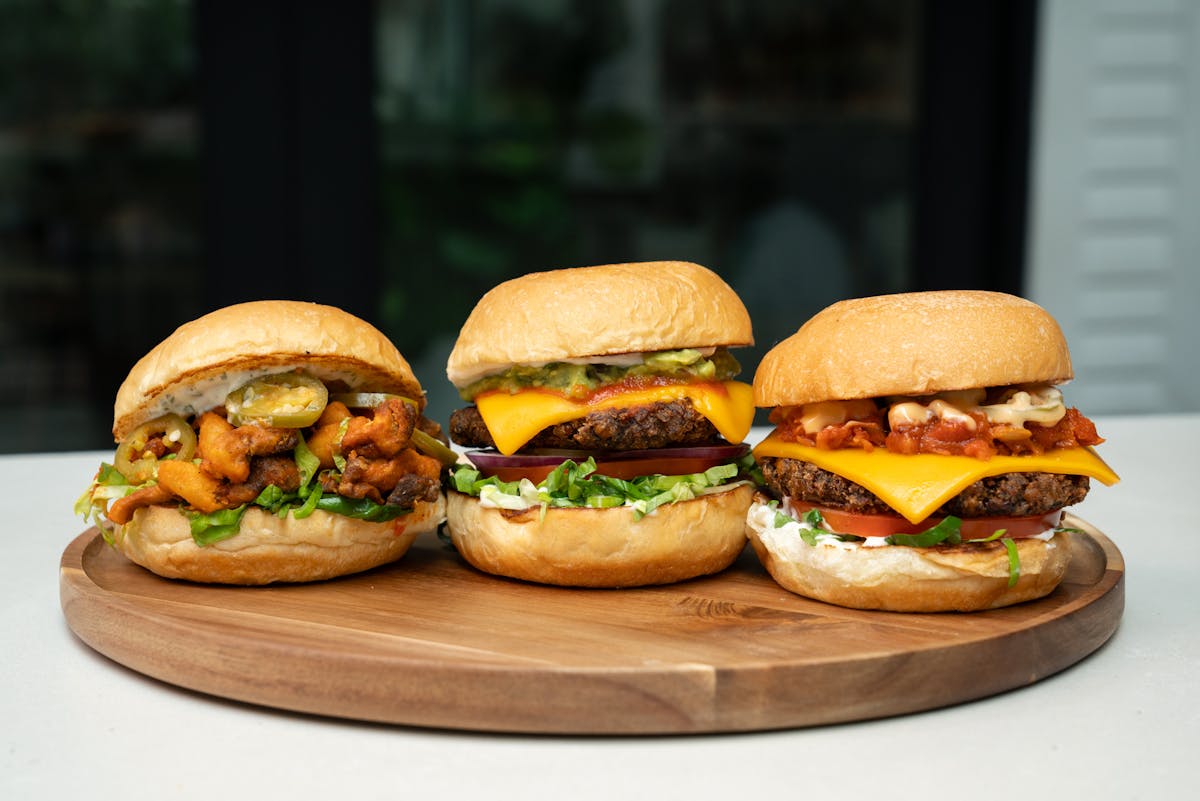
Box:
459 348 742 401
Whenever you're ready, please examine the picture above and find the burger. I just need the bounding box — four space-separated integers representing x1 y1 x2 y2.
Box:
443 261 758 587
745 290 1119 612
75 300 454 584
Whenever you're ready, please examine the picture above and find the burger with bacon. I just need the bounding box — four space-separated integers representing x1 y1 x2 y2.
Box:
745 290 1119 612
76 300 455 584
443 261 758 587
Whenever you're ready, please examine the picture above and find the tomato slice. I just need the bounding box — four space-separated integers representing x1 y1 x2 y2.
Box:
785 501 1063 540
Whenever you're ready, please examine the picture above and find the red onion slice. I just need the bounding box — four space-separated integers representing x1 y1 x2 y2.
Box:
465 443 749 471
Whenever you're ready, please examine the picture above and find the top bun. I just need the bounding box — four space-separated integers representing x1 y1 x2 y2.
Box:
753 290 1073 408
446 261 753 387
114 300 422 440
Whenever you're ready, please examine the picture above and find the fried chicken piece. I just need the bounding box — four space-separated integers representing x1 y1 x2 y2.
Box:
219 455 302 507
323 448 443 504
198 411 298 483
197 410 233 457
156 459 227 514
106 483 174 525
340 397 416 459
307 402 352 469
157 454 303 513
386 474 441 508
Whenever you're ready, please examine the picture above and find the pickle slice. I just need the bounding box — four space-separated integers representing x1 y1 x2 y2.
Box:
330 392 418 410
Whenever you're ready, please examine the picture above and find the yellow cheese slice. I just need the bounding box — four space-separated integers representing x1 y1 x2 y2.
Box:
753 431 1120 524
476 381 755 456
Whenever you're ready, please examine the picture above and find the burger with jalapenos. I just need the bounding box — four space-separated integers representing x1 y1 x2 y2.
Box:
746 290 1120 612
76 300 455 584
443 261 758 588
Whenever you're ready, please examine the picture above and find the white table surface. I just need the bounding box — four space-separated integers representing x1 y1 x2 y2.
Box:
3 414 1196 800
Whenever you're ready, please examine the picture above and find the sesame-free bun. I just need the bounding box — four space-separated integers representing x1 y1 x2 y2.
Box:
746 498 1071 612
444 484 754 587
446 261 754 387
753 290 1073 408
114 300 423 440
111 496 446 584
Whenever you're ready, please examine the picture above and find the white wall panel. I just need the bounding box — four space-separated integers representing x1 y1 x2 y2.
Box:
1026 0 1200 413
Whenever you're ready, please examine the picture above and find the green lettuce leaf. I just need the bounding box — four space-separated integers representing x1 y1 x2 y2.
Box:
294 431 320 489
1002 538 1020 587
886 516 964 547
314 494 411 522
450 455 751 519
186 506 250 546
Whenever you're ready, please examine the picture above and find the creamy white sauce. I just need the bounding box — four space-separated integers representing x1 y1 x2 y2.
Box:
147 367 365 421
797 399 879 436
980 385 1066 426
883 384 1066 429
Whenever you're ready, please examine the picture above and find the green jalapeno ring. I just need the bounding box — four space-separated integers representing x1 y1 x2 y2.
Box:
114 413 198 484
226 371 329 428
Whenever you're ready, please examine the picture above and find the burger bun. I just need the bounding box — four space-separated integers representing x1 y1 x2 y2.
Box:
115 300 424 440
754 290 1073 408
445 484 754 588
110 497 446 585
746 498 1071 612
446 261 754 387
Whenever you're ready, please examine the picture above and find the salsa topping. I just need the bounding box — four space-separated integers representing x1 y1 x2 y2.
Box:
770 384 1104 459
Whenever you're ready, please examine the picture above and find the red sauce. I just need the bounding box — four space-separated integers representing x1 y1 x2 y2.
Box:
576 375 725 405
774 405 1104 459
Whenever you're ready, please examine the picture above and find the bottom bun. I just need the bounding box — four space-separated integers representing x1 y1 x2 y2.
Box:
111 496 446 584
445 484 754 588
746 499 1072 612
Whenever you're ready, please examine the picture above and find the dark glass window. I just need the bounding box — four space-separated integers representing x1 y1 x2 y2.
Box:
0 0 200 452
0 1 1034 452
375 0 922 423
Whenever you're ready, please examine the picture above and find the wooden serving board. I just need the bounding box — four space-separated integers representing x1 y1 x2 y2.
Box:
60 515 1124 735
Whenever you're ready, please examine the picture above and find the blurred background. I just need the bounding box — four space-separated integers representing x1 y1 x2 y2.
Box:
1 0 1196 454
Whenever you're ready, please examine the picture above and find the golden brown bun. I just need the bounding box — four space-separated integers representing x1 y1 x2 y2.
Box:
754 290 1073 407
444 484 754 587
746 499 1071 612
114 300 423 440
446 261 753 386
110 496 446 584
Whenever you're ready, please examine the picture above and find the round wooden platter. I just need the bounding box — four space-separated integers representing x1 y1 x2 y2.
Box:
60 515 1124 735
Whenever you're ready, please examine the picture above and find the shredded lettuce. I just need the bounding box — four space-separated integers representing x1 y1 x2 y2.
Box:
450 456 751 520
771 504 1026 586
74 462 134 528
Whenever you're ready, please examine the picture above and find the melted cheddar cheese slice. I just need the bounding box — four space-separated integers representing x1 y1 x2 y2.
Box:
753 431 1120 524
475 381 755 455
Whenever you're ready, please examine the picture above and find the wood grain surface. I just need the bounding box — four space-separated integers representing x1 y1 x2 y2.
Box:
59 515 1124 734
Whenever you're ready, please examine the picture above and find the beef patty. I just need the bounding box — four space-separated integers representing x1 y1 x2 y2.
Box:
449 400 723 451
759 456 1090 518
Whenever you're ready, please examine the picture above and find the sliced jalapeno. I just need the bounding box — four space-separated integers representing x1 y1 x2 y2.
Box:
225 371 328 428
114 413 197 484
411 428 460 466
330 392 419 410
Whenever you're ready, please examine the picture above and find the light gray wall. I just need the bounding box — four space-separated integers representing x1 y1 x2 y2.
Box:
1026 0 1200 414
